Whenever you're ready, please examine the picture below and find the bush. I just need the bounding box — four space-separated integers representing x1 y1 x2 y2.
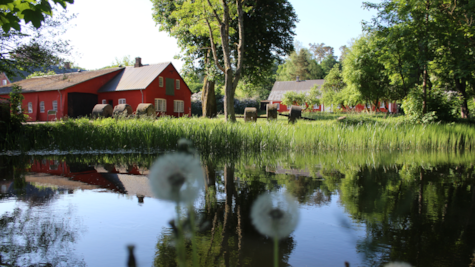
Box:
191 97 260 116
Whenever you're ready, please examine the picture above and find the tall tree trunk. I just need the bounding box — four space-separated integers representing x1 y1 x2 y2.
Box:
201 76 217 118
456 78 470 119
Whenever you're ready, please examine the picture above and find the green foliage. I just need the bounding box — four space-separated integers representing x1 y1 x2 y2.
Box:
8 85 27 125
281 91 306 107
102 55 134 69
276 48 324 81
402 86 459 123
3 115 475 153
26 70 56 79
0 0 73 32
320 54 338 77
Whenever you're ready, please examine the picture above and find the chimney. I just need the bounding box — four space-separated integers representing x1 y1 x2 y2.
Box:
64 62 71 69
296 76 300 82
134 57 143 68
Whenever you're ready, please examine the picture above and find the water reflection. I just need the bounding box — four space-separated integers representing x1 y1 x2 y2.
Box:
0 151 475 266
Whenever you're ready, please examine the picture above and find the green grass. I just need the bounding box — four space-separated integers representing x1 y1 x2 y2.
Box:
2 113 475 155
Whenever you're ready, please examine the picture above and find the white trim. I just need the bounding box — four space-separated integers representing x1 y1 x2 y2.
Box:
155 98 166 112
313 104 319 109
28 102 33 113
174 100 184 113
276 103 280 110
40 101 45 113
2 80 6 86
118 98 126 105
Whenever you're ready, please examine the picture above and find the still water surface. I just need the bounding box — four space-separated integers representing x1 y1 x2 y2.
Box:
1 151 475 266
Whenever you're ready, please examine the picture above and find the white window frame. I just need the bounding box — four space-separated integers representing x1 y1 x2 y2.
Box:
287 105 291 110
174 100 184 113
380 101 385 108
118 98 126 105
28 102 33 113
313 104 319 109
176 79 180 90
2 80 6 86
159 76 163 87
52 100 57 111
40 101 45 113
276 103 280 110
155 98 166 112
102 99 106 104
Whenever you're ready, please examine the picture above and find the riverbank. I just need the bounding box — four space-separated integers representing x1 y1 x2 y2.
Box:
2 114 475 154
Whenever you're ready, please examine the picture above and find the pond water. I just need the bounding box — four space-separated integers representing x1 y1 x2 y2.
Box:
1 151 475 267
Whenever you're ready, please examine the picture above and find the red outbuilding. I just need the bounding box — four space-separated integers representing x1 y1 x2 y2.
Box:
97 58 192 117
263 77 398 113
0 58 192 121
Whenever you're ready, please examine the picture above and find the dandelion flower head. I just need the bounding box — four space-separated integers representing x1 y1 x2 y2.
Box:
149 152 204 204
251 192 299 240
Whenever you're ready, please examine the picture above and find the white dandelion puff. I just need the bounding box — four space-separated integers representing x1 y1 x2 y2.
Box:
251 192 300 240
148 153 204 204
383 262 412 267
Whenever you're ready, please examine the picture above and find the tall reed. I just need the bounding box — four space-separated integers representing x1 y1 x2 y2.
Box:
2 116 475 154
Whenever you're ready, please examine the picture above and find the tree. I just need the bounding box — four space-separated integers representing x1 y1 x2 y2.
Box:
276 48 324 81
0 6 76 79
281 91 306 108
320 53 338 77
0 0 73 33
102 55 134 69
26 70 56 78
343 35 390 110
152 0 297 121
309 42 334 64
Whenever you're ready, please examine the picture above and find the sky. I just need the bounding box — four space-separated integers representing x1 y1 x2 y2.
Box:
61 0 381 71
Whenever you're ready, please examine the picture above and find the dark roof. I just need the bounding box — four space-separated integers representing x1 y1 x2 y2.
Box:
267 79 325 101
0 68 123 95
98 62 170 92
8 65 83 83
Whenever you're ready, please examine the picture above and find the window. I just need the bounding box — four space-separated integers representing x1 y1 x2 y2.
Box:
40 101 45 113
176 79 180 90
118 98 126 104
380 101 385 108
159 77 163 87
366 103 371 108
102 99 106 104
28 102 33 113
52 101 57 111
276 103 280 110
2 80 6 86
17 104 21 112
174 100 184 113
155 98 166 112
287 105 291 110
313 104 319 109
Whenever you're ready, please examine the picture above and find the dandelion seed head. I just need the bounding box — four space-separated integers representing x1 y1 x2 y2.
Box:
251 192 299 240
149 153 204 204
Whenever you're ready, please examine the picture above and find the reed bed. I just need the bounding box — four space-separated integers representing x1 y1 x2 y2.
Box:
2 116 475 154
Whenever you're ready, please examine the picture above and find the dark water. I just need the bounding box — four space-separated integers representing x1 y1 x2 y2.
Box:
1 151 475 267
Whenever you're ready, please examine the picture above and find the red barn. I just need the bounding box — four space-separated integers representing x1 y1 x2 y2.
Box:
0 68 124 121
0 58 192 121
97 59 192 117
263 78 398 113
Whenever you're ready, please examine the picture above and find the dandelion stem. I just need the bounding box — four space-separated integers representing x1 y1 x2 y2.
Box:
175 203 186 267
189 205 198 267
274 237 279 267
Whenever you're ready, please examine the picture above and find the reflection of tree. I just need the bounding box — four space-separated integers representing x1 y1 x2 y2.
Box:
338 165 475 267
154 163 297 266
0 206 85 266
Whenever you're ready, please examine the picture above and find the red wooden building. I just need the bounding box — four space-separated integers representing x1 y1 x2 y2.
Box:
0 58 192 121
263 78 398 113
97 59 192 117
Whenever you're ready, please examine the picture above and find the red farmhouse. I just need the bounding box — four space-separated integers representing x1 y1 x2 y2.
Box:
97 59 191 117
0 58 191 121
263 78 398 113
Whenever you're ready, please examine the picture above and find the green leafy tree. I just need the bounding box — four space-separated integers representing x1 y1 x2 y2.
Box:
281 91 306 108
343 35 390 111
102 55 134 69
0 0 73 32
308 42 334 64
152 0 297 121
320 53 338 78
276 48 324 81
8 84 27 125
